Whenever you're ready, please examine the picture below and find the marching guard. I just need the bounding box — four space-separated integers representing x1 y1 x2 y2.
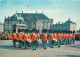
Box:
42 29 47 49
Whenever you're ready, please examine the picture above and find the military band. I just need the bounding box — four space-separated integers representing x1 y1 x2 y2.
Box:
11 29 75 50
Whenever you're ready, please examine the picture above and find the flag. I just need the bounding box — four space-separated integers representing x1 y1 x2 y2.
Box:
27 5 30 8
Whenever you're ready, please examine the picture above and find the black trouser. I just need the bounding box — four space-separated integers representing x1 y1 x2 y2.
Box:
13 39 16 47
18 40 22 48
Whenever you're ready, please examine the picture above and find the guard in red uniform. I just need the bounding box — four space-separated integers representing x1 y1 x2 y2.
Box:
72 31 75 44
60 31 64 45
57 31 61 47
31 30 37 50
49 30 54 48
12 31 17 47
42 29 47 49
7 33 10 40
53 31 57 45
36 30 40 46
66 31 69 45
18 32 22 48
24 30 28 49
63 31 66 45
68 31 71 44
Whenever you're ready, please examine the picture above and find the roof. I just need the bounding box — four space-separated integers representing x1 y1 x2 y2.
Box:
5 13 50 21
65 20 73 24
64 18 76 24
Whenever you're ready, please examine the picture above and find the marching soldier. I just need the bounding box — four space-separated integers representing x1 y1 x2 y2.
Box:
72 31 75 44
7 33 10 40
31 30 37 50
24 31 28 49
57 31 61 47
18 32 22 48
60 31 64 45
63 31 66 45
12 31 17 47
49 30 54 48
42 29 47 49
36 30 40 46
66 31 69 45
53 31 58 45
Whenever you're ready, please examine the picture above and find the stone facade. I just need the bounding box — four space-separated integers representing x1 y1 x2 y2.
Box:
4 11 53 33
52 18 77 33
0 22 3 32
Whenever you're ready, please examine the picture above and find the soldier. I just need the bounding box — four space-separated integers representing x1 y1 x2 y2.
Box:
49 30 54 48
41 29 44 46
31 30 37 50
12 31 17 47
18 31 22 48
57 31 61 47
48 30 51 46
36 30 40 46
66 31 69 45
42 29 47 49
24 30 28 49
63 31 66 45
72 31 75 44
53 30 58 45
60 31 64 45
68 31 71 44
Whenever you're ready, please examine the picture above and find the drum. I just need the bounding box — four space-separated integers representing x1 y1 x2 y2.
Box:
27 39 31 43
53 38 58 43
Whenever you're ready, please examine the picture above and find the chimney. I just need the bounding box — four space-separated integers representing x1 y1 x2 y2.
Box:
36 11 37 14
22 11 23 13
58 21 60 24
42 11 43 14
16 10 17 13
69 18 70 21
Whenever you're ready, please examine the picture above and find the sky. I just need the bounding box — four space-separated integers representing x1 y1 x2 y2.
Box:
0 0 80 30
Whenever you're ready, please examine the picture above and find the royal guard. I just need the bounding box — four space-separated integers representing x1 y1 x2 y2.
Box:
20 31 24 46
63 31 66 45
72 31 75 44
12 31 17 47
49 30 54 48
57 31 61 47
36 30 40 46
53 31 58 45
70 31 73 44
60 31 64 45
27 30 31 47
41 30 44 46
18 32 22 48
68 31 71 44
24 31 28 49
48 30 51 46
42 29 47 49
31 30 37 50
7 33 10 40
66 31 69 45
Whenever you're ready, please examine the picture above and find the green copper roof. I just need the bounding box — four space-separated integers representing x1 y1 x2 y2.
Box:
5 13 50 21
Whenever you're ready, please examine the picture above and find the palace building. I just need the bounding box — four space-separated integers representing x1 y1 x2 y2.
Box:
51 18 77 33
4 11 53 33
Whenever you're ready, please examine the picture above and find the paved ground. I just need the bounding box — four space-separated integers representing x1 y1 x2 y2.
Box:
0 40 80 57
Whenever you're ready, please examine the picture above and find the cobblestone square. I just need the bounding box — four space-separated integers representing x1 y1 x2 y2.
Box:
0 40 80 57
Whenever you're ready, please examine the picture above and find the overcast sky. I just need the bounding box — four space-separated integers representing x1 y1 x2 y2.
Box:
0 0 80 30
